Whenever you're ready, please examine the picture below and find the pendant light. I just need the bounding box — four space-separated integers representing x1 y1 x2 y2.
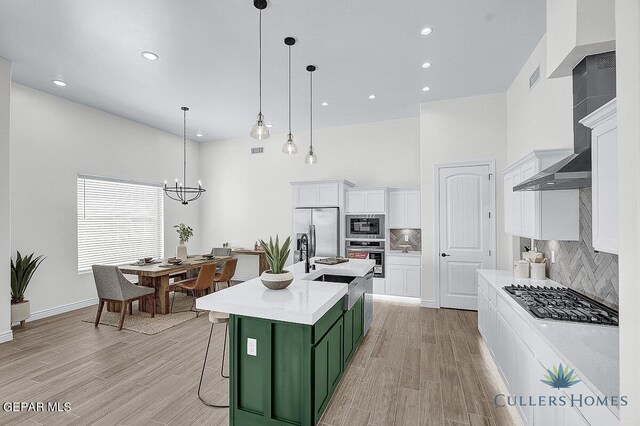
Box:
282 37 298 154
305 65 318 164
250 0 269 140
164 107 206 205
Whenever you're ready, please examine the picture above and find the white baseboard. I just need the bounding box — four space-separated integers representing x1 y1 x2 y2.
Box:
372 294 421 304
420 299 439 308
0 330 13 344
11 297 99 326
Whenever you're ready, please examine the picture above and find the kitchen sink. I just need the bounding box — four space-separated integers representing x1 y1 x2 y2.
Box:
312 274 357 284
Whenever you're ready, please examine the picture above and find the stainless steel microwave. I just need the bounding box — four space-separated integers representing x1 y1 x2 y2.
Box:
346 214 385 239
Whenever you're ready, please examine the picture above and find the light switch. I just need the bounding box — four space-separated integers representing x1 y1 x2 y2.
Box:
247 338 257 356
551 251 556 264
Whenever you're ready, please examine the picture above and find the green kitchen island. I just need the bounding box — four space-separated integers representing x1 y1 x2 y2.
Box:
196 258 375 426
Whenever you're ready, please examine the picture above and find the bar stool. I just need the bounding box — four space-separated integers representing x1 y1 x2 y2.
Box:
198 311 229 408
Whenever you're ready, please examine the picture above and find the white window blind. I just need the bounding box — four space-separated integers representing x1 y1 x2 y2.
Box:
77 176 164 272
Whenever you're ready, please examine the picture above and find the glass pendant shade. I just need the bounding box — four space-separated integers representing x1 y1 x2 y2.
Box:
250 113 269 140
282 133 298 154
305 146 317 164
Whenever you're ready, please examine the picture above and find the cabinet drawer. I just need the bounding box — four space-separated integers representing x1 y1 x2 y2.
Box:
386 255 421 266
487 284 497 305
497 295 532 351
478 275 489 295
313 300 343 344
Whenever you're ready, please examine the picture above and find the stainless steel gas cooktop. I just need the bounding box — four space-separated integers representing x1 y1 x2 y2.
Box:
503 285 618 326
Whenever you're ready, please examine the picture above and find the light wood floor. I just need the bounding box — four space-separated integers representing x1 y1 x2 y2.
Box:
0 300 521 426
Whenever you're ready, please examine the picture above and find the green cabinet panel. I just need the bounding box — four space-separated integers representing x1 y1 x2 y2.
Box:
313 317 343 424
343 307 354 364
312 301 343 344
343 295 364 366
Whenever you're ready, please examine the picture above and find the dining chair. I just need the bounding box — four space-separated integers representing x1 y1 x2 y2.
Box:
170 263 217 316
198 311 229 408
213 258 238 291
92 265 155 331
211 248 232 272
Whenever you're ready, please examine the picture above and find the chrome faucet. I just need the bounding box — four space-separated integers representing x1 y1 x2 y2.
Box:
299 234 310 273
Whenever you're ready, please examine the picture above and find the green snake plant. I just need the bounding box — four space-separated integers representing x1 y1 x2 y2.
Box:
10 251 46 304
259 235 291 274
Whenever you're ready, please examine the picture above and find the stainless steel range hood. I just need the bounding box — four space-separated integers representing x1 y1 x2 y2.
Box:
514 52 616 192
513 149 591 191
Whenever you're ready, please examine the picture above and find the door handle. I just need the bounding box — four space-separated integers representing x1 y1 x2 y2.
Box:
441 253 451 257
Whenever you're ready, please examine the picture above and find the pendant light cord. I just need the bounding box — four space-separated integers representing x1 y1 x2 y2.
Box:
309 70 313 149
288 45 291 135
183 108 187 195
259 9 262 114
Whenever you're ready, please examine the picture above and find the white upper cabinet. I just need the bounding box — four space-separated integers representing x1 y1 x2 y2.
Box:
580 99 618 254
346 188 387 214
292 181 347 207
502 150 580 241
388 189 421 229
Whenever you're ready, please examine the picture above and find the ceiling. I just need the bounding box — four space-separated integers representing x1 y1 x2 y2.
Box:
0 0 545 141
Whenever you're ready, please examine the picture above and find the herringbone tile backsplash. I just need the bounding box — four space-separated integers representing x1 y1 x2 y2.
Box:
534 188 619 310
389 229 422 252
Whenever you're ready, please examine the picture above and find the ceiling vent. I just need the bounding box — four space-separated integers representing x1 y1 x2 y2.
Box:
529 65 541 91
251 147 264 154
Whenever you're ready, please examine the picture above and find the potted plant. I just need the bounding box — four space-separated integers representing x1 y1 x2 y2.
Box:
10 251 45 328
174 223 193 260
259 235 293 290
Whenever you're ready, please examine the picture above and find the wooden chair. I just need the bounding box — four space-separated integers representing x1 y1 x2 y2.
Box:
213 258 238 291
92 265 155 331
170 263 217 316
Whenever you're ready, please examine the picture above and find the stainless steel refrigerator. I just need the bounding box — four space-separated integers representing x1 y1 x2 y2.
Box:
293 207 340 259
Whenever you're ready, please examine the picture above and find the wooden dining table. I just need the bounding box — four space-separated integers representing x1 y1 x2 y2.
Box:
119 256 231 315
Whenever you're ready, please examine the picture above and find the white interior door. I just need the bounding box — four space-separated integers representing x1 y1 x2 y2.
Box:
438 164 493 310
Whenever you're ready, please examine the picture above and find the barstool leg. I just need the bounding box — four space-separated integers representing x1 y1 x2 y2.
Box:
198 322 229 408
221 323 229 378
170 290 176 314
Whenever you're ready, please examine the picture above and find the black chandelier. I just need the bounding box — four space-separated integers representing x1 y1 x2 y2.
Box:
164 107 206 205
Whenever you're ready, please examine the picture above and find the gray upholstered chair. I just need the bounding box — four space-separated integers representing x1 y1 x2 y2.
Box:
198 311 229 407
92 265 156 331
211 247 232 272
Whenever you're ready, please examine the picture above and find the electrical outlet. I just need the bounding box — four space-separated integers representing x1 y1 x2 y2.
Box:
404 235 409 242
247 338 257 356
551 251 556 264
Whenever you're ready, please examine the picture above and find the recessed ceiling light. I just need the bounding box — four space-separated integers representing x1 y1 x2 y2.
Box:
266 123 273 128
196 132 203 137
421 27 433 35
422 62 431 69
52 80 67 87
369 95 376 100
141 51 159 61
422 86 431 92
321 102 329 106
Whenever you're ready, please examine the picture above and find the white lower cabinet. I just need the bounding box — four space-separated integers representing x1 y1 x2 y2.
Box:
386 255 421 297
478 273 618 426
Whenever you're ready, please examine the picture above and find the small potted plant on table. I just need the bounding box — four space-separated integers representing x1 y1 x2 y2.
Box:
259 236 293 290
174 223 193 260
10 251 45 328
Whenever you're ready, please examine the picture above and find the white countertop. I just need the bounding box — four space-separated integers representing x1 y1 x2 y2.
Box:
387 250 422 257
478 269 619 408
196 258 375 325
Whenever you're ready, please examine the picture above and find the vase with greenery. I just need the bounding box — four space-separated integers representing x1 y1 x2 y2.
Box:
174 223 193 260
259 235 293 290
10 251 45 328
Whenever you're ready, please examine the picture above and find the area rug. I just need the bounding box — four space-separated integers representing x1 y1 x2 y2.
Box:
82 292 200 335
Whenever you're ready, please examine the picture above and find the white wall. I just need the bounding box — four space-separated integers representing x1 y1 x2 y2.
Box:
615 0 640 422
10 84 201 317
506 35 574 164
0 58 11 342
198 117 420 249
419 93 509 305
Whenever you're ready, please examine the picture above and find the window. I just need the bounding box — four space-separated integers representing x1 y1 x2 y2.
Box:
77 175 164 272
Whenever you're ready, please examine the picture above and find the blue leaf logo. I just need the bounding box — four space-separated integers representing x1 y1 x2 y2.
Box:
540 364 581 389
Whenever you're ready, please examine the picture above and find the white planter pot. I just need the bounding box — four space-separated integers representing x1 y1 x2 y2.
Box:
11 300 30 327
260 270 294 290
176 242 188 260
